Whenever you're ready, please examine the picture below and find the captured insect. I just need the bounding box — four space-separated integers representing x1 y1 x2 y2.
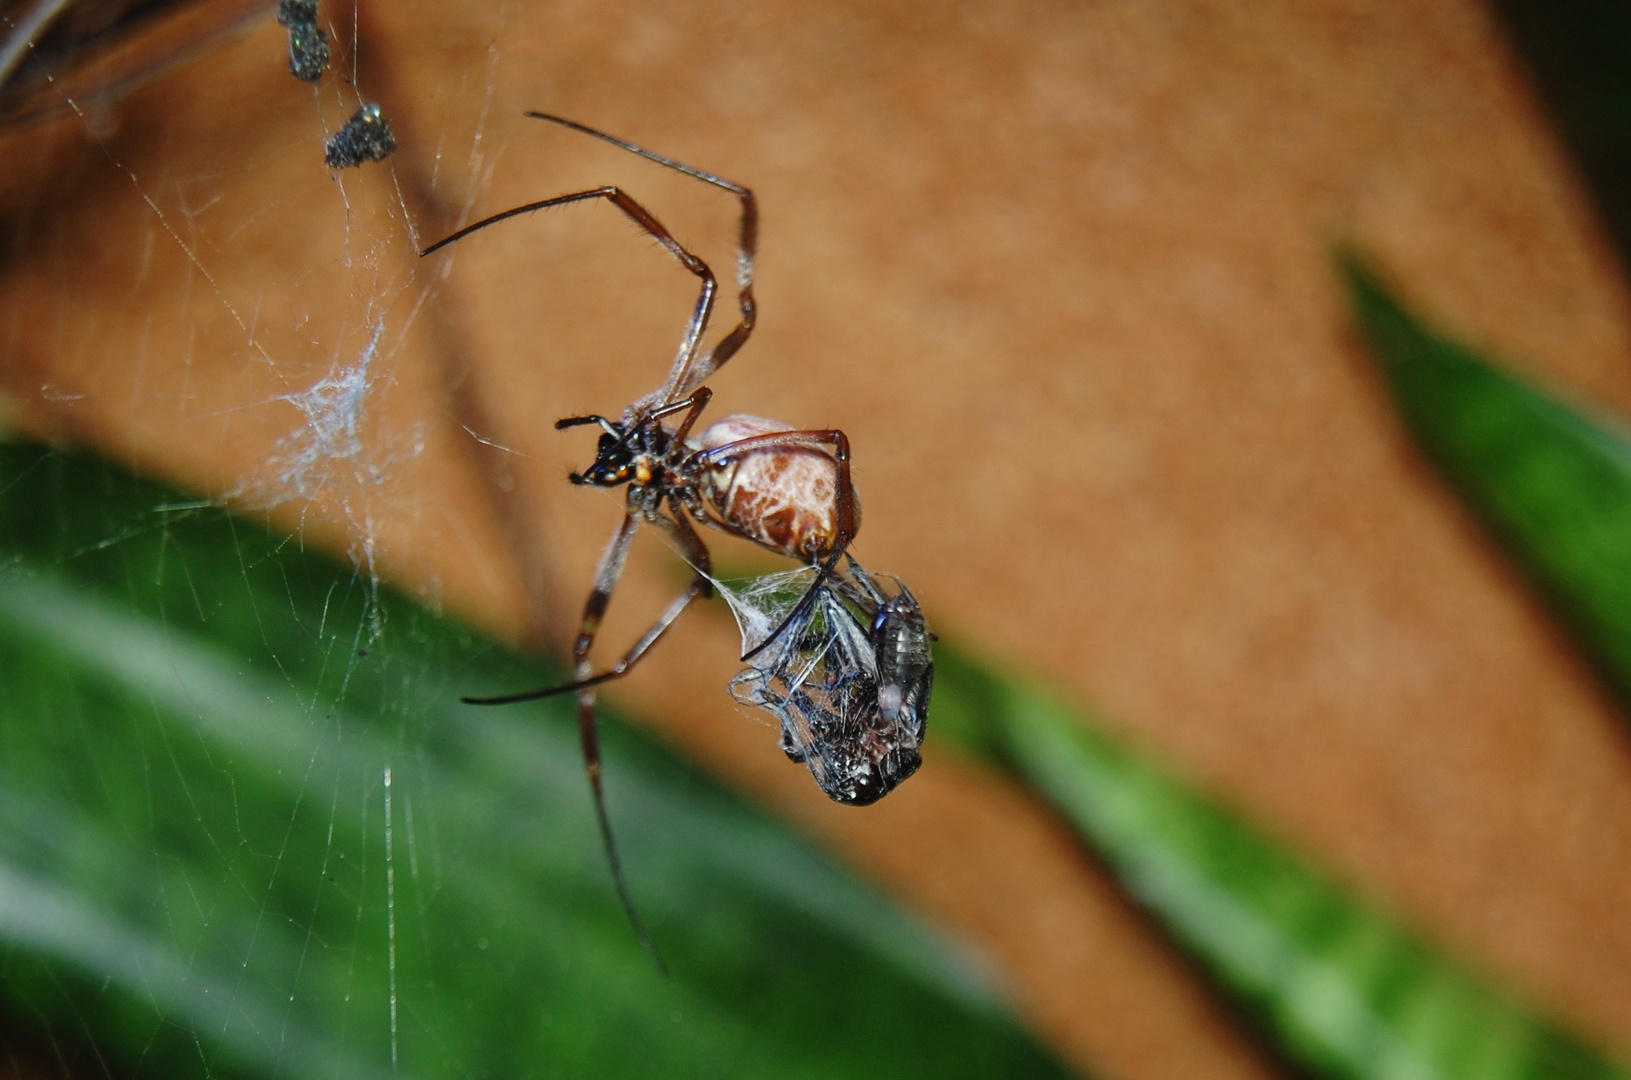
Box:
724 557 934 806
421 112 884 966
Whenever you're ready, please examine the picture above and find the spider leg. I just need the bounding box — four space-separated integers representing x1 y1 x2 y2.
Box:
463 507 716 709
669 189 755 400
649 386 713 445
517 112 759 406
661 497 715 597
458 583 702 705
460 513 665 973
696 429 858 661
574 515 671 975
842 553 888 608
555 414 619 434
746 549 850 663
421 185 720 410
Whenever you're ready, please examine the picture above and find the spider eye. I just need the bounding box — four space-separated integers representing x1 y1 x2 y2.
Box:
597 432 619 454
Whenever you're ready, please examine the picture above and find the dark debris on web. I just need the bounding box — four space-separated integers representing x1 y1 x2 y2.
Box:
276 0 329 82
325 103 397 169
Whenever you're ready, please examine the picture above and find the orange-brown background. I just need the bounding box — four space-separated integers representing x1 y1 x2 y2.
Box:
4 2 1631 1077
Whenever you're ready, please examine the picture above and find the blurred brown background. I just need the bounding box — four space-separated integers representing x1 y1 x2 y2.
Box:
5 1 1631 1077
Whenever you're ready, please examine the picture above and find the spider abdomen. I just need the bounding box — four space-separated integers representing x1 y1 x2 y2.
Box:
698 414 860 560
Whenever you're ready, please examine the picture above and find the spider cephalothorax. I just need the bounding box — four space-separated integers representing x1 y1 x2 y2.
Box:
562 413 685 500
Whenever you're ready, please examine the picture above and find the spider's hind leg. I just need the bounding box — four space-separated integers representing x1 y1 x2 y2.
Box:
461 513 671 973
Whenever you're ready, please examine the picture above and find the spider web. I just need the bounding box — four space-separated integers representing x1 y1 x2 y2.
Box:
0 6 499 1073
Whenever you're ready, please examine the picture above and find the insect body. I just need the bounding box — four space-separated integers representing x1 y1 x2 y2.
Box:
859 573 933 729
727 559 932 805
423 112 870 969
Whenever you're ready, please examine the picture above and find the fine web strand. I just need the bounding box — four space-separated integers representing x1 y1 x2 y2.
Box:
706 566 820 658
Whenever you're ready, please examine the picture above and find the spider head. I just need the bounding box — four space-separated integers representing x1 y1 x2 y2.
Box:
557 414 644 487
570 430 638 487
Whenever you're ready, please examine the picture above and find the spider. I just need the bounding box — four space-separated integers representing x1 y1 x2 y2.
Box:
727 557 934 805
421 112 865 967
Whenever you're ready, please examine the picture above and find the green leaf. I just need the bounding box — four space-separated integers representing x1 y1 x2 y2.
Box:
1345 256 1631 707
933 650 1630 1080
0 443 1076 1080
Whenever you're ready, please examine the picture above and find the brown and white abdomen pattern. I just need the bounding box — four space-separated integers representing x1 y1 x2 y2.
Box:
697 414 858 561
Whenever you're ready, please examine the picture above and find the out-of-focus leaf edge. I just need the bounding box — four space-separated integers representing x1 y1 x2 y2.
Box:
1343 253 1631 713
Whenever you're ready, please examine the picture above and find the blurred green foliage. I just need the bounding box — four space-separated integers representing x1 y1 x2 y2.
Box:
1348 258 1631 708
